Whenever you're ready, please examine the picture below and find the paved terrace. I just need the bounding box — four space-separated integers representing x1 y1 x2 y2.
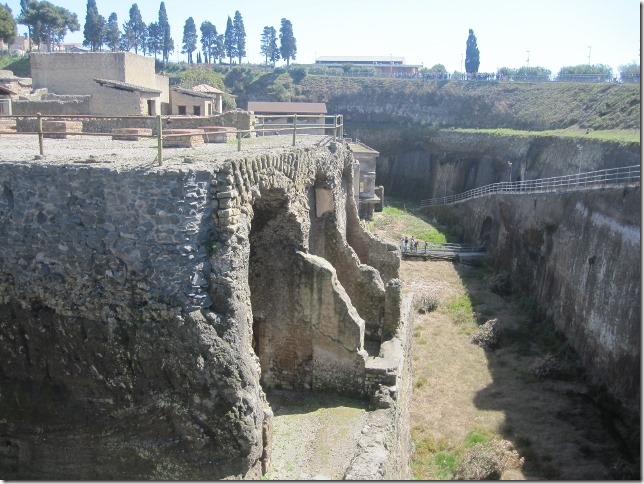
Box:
0 134 331 168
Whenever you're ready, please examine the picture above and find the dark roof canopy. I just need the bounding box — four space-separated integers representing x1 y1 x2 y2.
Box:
247 101 327 114
93 78 162 94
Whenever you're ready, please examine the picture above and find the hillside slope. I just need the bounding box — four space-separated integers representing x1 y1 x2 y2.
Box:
231 71 639 131
296 76 640 131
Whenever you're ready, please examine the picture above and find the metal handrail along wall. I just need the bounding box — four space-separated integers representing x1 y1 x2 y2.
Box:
420 165 641 207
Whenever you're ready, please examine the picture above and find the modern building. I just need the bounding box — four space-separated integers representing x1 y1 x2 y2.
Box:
315 56 422 77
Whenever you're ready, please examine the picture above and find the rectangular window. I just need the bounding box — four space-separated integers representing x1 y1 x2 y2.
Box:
193 106 201 116
178 105 186 115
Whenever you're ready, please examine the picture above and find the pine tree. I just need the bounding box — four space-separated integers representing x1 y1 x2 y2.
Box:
260 26 279 67
465 28 480 75
18 1 79 52
82 0 104 51
181 16 197 63
158 2 173 65
279 18 296 67
104 12 119 51
224 16 235 64
0 3 17 50
232 10 245 64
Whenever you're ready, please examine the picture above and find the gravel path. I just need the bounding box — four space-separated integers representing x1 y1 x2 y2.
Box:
0 133 330 169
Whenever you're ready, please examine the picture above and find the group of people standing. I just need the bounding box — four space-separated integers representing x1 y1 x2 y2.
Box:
401 235 428 253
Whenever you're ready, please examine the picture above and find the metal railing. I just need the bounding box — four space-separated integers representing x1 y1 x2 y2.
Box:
0 113 345 166
401 242 486 254
420 165 641 207
253 114 344 142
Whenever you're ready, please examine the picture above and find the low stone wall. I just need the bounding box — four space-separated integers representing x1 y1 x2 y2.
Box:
12 98 91 115
345 292 414 480
14 109 255 134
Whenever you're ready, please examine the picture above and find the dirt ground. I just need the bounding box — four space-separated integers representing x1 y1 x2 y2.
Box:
262 389 368 480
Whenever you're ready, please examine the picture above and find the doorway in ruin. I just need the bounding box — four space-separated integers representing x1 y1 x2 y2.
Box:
248 188 312 391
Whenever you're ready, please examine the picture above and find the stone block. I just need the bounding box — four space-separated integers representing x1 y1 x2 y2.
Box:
162 129 205 148
43 120 83 139
111 128 153 141
0 119 16 132
201 126 237 143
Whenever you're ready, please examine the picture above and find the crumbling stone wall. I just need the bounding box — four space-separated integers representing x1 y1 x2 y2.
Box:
0 139 408 479
345 290 414 479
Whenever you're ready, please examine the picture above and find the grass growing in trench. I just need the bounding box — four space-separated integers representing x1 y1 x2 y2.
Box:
367 199 448 244
446 293 476 326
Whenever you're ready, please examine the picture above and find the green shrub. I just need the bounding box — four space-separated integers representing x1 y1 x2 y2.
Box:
434 451 459 479
488 271 513 296
289 66 307 83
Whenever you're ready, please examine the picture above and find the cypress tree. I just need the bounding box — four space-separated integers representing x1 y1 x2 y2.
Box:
465 28 480 74
104 12 119 51
82 0 104 51
224 16 235 64
181 16 197 63
232 10 245 64
158 2 173 65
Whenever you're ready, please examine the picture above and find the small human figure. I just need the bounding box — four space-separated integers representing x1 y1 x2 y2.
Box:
404 236 408 251
410 236 415 251
424 241 428 253
400 237 404 250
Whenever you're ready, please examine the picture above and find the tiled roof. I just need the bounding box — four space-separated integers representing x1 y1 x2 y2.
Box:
172 87 218 99
247 101 327 114
93 78 162 94
192 84 225 94
316 55 406 63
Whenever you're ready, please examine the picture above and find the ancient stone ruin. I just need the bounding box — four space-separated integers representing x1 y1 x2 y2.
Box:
0 133 412 479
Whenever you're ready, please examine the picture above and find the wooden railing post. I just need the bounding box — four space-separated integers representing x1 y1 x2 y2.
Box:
292 114 297 146
237 130 242 151
333 116 337 141
156 115 163 166
37 112 44 156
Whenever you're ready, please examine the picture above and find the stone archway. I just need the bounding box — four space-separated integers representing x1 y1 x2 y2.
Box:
248 187 313 390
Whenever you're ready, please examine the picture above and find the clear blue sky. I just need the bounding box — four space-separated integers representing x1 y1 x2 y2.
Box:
5 0 641 75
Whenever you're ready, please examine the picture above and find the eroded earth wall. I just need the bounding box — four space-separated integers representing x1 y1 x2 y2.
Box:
348 128 640 201
426 187 641 415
